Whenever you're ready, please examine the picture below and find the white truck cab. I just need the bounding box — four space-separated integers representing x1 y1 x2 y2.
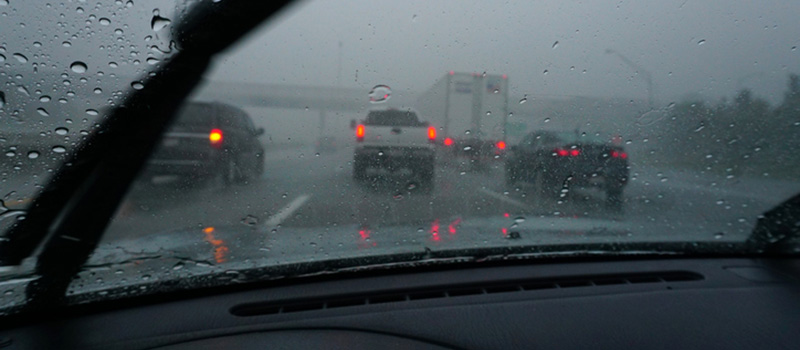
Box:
353 108 437 189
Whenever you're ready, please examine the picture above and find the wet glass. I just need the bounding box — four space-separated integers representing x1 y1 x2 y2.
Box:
0 0 799 307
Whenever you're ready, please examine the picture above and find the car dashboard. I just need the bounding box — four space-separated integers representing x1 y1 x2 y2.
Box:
2 257 799 349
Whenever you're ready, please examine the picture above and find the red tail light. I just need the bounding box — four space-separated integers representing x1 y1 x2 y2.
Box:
496 141 506 150
555 148 581 157
428 126 437 140
356 124 365 142
209 128 223 147
610 150 628 159
444 137 453 146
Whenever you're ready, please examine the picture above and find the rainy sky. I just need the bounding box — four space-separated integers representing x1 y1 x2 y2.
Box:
2 0 799 108
209 0 800 105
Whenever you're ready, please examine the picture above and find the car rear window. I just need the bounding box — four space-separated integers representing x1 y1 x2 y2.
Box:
552 132 607 145
365 110 425 127
175 104 215 126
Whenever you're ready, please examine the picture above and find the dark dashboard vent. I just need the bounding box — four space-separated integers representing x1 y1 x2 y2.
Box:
230 271 702 317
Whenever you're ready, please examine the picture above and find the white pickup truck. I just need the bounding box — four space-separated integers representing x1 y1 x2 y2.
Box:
353 109 437 189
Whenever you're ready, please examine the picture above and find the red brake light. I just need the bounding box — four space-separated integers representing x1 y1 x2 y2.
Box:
356 124 365 141
444 137 453 146
496 141 506 150
428 126 436 140
209 129 223 147
610 150 628 159
555 148 569 157
569 149 580 156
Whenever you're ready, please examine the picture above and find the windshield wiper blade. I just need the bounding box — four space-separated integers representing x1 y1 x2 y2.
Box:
747 193 800 253
0 0 295 311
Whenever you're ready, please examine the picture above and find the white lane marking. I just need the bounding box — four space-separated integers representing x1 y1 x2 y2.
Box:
479 188 531 210
265 194 311 227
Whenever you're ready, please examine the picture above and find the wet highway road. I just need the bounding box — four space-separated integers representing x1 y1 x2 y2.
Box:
103 144 800 249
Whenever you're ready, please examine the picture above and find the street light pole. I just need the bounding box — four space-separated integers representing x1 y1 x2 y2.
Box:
606 49 654 110
337 41 343 87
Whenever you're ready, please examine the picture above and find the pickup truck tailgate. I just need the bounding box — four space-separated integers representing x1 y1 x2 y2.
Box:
361 126 431 147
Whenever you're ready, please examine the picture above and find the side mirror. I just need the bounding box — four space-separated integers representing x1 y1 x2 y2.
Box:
255 127 265 136
350 119 357 130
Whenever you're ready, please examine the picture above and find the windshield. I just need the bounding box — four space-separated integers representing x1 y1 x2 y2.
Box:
1 0 799 312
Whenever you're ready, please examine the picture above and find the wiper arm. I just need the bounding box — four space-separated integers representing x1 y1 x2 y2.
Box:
0 0 295 311
747 193 800 253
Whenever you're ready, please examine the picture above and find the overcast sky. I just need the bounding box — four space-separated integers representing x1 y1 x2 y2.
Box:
208 0 800 105
2 0 799 111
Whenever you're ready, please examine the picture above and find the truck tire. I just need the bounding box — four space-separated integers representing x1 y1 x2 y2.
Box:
606 183 624 209
418 160 435 193
353 158 367 181
505 163 517 187
537 172 562 199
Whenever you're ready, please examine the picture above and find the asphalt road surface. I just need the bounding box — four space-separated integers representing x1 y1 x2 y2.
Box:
103 144 800 248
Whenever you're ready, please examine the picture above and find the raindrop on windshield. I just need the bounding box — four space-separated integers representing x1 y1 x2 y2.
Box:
55 127 68 135
39 95 51 102
12 53 27 63
70 61 88 73
368 84 391 103
0 54 4 62
4 151 15 157
241 215 258 226
513 216 525 223
519 96 527 104
36 108 49 116
27 151 39 159
99 17 111 25
463 146 472 151
131 81 144 90
693 123 705 132
697 39 706 45
62 41 72 47
85 109 99 116
0 91 5 108
52 146 66 153
552 41 559 49
543 69 549 75
151 12 172 32
543 118 551 123
713 232 724 239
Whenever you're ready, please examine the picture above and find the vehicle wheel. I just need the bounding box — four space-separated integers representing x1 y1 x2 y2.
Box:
505 163 517 187
606 185 623 209
537 172 562 198
253 153 265 178
353 158 367 181
418 163 435 193
217 154 245 187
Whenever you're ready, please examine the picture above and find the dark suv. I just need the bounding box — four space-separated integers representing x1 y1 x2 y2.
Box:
505 131 629 205
142 102 265 186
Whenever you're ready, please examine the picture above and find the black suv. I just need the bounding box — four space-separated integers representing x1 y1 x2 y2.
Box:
143 102 265 186
505 130 629 205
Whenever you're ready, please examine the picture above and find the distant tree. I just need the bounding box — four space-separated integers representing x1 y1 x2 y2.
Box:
772 74 800 167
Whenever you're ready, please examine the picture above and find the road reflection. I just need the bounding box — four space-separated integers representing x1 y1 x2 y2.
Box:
202 227 229 264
